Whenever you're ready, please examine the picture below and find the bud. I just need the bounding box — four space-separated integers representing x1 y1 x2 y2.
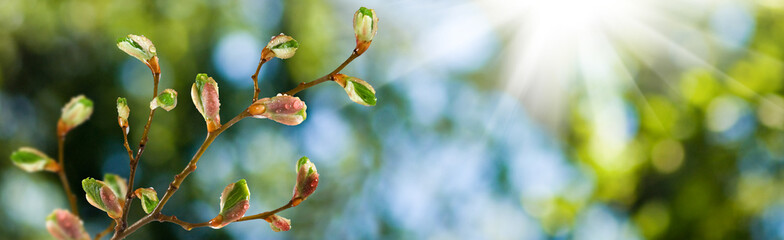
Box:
248 95 307 126
103 173 128 198
82 178 123 219
58 95 93 136
117 97 130 129
353 7 378 55
46 209 90 240
134 187 159 214
116 34 159 74
292 156 318 206
10 147 59 172
191 74 222 132
150 89 178 111
265 214 292 232
209 179 250 229
334 74 377 106
262 34 299 60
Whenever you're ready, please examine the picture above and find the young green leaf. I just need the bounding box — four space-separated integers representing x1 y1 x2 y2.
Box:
209 179 251 229
150 89 178 111
10 147 59 172
134 188 159 214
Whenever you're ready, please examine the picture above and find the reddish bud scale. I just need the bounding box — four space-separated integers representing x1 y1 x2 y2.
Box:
266 215 292 232
209 200 249 229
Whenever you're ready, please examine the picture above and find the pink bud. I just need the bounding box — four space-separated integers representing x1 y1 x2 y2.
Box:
249 95 307 126
292 157 319 204
46 209 90 240
266 214 292 232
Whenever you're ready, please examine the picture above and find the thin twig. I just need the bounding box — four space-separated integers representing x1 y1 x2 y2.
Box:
237 200 295 222
56 135 79 216
282 50 360 96
251 53 268 102
158 214 211 231
94 222 116 240
158 200 296 231
121 127 134 162
116 72 160 234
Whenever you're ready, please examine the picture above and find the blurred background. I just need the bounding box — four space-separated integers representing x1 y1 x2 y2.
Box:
1 0 784 239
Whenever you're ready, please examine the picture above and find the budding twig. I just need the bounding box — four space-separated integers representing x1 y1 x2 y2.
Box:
56 135 79 216
251 49 270 102
113 110 250 240
156 199 296 231
117 72 160 233
282 50 361 96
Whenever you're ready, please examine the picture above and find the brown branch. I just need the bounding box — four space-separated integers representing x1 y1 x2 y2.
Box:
237 200 295 222
251 51 269 102
158 215 211 231
56 135 79 216
121 127 134 162
157 200 296 231
112 110 250 240
94 222 116 240
282 49 361 96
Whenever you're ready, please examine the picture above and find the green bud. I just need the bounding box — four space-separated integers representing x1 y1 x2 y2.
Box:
58 95 93 135
117 34 157 62
353 7 378 54
334 74 377 106
150 89 178 111
266 214 291 232
82 178 123 219
46 209 90 240
209 179 250 229
10 147 59 172
134 188 159 214
248 95 307 126
117 97 130 128
266 34 299 59
191 73 222 132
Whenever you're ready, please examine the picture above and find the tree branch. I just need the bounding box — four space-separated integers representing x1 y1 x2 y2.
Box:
251 51 269 102
112 110 250 239
282 49 361 96
56 135 79 216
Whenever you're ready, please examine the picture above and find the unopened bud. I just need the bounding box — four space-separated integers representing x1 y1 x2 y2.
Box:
264 34 299 60
353 7 378 55
334 74 376 106
191 73 222 132
266 214 291 232
58 95 93 136
46 209 90 240
116 34 159 73
249 95 307 126
150 89 178 111
117 97 130 129
10 147 59 172
292 156 318 205
134 187 159 214
209 179 250 229
82 178 123 219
